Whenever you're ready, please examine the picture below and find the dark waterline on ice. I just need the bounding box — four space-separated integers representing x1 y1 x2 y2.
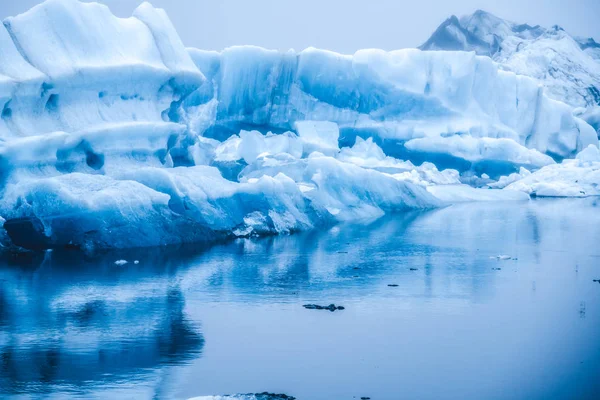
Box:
1 198 600 399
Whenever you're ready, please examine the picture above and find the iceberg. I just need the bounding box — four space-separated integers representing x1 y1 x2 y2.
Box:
187 45 597 164
0 158 440 251
0 0 598 252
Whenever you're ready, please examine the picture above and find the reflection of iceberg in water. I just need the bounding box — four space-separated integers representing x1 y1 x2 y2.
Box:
1 198 599 397
0 256 204 395
0 209 444 396
4 198 598 306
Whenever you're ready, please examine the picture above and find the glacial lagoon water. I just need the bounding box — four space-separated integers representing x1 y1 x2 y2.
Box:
1 198 599 400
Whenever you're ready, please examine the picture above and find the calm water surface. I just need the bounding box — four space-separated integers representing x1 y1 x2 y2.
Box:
1 199 599 399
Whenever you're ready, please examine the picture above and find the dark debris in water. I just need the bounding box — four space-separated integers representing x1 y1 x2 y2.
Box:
219 393 296 400
252 393 296 400
303 304 345 312
409 267 418 271
221 393 296 400
593 279 600 284
387 284 399 287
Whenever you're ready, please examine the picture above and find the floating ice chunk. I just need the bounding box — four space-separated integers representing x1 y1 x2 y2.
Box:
213 135 242 162
337 138 460 186
241 153 442 220
214 130 302 164
390 166 461 188
575 144 600 163
487 167 532 189
404 135 556 173
427 184 530 202
416 163 461 185
294 121 340 156
339 137 386 161
114 259 128 266
337 137 412 171
505 147 600 197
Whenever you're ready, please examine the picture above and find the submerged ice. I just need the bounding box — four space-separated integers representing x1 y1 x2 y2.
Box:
0 0 598 252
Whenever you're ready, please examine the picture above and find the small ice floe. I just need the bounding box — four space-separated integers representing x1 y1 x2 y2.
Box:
114 259 128 266
134 260 140 264
490 255 512 260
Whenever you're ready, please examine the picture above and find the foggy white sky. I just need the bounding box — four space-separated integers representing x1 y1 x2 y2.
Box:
1 0 599 53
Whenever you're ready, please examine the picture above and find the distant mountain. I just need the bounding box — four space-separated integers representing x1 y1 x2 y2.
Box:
574 37 600 61
420 10 600 109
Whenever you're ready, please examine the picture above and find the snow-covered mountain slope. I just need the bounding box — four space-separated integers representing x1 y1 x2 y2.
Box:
420 10 600 109
0 0 597 252
576 37 600 61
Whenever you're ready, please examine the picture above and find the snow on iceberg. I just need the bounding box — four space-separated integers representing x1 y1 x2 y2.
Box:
0 0 598 252
504 145 600 197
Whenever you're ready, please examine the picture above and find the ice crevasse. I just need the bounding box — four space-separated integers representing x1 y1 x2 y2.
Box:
0 0 597 251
